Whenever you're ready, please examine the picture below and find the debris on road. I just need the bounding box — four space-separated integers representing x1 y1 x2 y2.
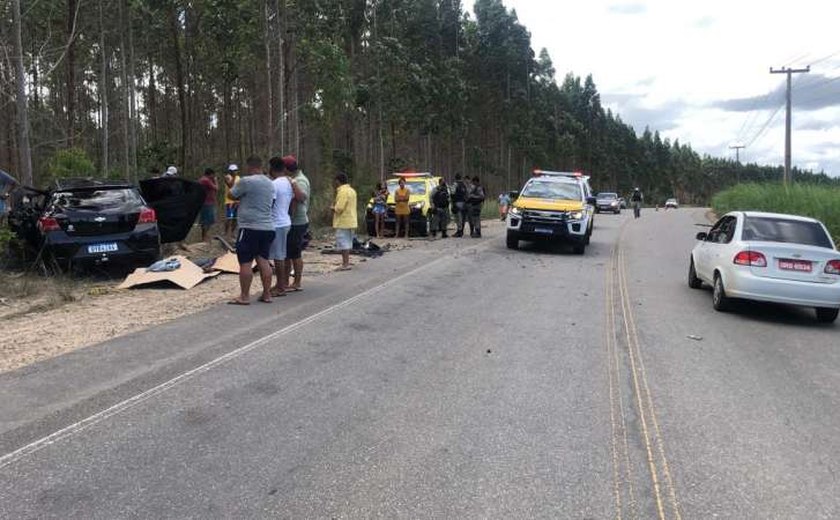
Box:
118 255 220 290
687 334 704 341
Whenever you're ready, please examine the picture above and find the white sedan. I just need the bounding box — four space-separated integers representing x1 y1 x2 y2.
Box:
688 211 840 323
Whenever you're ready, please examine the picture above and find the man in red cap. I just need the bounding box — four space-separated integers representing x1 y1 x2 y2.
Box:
282 155 310 291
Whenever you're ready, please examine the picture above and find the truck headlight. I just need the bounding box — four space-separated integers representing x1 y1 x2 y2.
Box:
569 210 584 220
509 206 521 216
412 201 425 210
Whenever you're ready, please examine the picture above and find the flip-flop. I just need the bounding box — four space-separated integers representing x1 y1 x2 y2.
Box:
270 290 287 298
227 299 250 306
337 266 352 271
257 297 273 304
287 287 303 292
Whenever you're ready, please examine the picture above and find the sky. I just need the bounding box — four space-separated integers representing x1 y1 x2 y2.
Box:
464 0 840 176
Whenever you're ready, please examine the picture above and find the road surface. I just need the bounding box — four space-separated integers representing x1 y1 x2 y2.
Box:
1 209 839 519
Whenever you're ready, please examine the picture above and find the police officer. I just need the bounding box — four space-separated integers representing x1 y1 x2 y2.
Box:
466 176 485 238
451 174 468 237
430 178 450 238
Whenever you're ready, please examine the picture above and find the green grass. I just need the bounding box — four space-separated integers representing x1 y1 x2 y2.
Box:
712 183 840 244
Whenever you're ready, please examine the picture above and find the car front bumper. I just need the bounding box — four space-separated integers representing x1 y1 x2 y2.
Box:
725 269 840 309
507 214 588 243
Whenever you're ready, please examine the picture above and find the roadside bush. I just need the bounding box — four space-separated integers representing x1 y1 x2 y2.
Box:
712 183 840 244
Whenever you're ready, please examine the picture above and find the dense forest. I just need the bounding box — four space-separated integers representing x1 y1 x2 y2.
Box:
1 0 836 204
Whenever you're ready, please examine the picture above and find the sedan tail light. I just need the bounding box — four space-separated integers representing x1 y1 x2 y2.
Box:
138 207 157 224
825 260 840 275
734 250 767 267
38 216 60 232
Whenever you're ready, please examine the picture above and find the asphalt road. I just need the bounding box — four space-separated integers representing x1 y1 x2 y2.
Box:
1 209 839 519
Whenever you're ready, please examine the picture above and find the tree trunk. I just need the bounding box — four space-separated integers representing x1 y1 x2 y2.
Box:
147 42 157 143
170 7 187 170
127 0 138 180
12 0 33 186
118 0 130 180
276 0 285 153
263 0 273 155
98 0 109 176
66 0 78 146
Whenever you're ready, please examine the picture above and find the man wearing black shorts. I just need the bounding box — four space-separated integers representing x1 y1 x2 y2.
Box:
282 155 310 291
229 156 276 305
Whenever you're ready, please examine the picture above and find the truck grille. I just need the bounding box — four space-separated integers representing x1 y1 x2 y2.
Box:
522 210 567 223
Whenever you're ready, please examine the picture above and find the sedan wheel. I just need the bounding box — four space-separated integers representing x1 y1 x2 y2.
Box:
688 257 703 289
712 273 732 312
815 307 839 324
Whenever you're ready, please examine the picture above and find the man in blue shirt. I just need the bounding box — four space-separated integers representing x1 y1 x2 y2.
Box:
0 169 19 225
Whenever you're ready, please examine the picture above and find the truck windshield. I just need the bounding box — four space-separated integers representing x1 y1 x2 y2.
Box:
521 180 581 200
386 180 427 196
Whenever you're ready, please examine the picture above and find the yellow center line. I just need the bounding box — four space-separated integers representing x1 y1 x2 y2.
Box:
616 240 667 520
605 243 624 520
618 243 683 520
610 242 639 519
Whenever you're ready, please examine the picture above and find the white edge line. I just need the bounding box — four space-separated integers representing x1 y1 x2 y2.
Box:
0 243 490 469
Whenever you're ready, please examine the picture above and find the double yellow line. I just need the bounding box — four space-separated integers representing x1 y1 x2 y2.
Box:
605 227 682 520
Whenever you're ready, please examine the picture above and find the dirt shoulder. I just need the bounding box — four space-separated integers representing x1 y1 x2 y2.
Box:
0 236 415 374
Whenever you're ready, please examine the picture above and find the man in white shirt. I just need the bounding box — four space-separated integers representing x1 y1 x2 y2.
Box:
268 156 296 297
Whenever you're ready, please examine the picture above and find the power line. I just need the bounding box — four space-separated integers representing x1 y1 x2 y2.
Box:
745 103 784 148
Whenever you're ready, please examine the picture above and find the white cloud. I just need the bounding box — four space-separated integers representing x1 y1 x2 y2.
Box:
464 0 840 176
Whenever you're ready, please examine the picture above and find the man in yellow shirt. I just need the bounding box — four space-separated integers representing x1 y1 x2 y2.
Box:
224 164 241 236
394 177 411 239
332 172 357 271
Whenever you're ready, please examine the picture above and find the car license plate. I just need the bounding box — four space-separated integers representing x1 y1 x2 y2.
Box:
778 259 812 272
534 227 553 235
88 242 119 254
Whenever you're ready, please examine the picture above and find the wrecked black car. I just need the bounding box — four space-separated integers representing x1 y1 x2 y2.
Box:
8 177 204 270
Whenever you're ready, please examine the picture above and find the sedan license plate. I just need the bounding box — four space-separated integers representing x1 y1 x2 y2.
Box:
534 227 554 235
87 242 119 254
778 259 812 272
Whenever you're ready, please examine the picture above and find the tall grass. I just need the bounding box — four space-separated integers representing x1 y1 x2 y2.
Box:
712 183 840 244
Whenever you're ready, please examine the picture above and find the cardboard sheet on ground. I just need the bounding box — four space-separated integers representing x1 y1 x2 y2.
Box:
210 252 263 274
118 256 220 290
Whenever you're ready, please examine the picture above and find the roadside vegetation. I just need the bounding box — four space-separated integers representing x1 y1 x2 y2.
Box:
712 183 840 244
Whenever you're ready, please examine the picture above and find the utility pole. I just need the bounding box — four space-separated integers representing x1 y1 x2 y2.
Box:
729 144 745 163
770 65 809 185
730 144 745 183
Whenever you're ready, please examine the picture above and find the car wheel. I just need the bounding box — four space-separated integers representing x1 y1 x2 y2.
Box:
572 243 586 255
712 272 732 312
506 232 519 250
688 257 703 289
815 307 839 323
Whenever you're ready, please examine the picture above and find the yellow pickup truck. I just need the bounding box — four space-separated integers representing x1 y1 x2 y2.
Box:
505 171 596 254
365 172 442 237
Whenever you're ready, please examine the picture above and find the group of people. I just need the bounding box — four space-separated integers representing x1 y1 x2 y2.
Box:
370 174 486 240
195 155 313 306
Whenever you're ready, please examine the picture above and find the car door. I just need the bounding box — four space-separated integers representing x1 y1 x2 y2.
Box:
696 216 734 281
702 216 737 280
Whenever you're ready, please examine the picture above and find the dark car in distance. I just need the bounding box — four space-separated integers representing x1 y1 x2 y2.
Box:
33 179 162 268
595 192 621 214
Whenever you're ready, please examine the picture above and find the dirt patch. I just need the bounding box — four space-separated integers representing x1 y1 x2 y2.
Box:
0 236 411 374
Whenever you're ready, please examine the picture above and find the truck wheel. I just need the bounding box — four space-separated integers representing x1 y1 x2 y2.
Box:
506 233 519 250
572 243 586 255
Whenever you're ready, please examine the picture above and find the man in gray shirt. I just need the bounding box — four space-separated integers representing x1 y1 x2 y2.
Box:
229 156 276 305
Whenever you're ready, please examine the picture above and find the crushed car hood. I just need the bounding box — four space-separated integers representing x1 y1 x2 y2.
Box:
139 177 204 243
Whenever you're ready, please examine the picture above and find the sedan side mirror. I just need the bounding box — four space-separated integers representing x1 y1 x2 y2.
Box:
696 232 707 241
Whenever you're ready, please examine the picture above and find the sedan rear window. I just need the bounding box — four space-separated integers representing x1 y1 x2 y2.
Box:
742 217 833 249
52 189 144 211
